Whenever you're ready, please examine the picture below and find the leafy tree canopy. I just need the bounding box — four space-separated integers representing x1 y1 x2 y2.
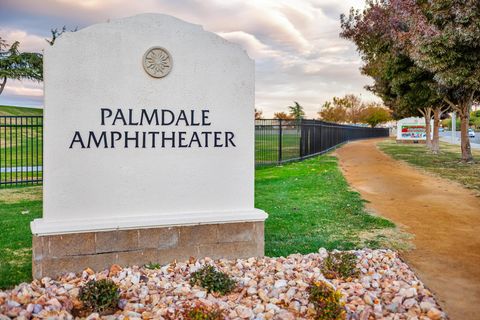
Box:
340 2 442 119
318 101 348 123
341 0 476 161
254 108 263 120
360 103 392 127
288 101 305 120
0 37 43 95
273 112 294 120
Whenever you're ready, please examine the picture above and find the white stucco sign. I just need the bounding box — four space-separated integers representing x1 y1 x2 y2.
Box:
31 14 267 235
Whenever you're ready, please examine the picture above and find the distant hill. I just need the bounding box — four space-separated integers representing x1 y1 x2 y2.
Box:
0 105 43 116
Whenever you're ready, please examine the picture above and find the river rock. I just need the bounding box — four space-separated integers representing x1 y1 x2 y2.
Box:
0 249 446 320
235 305 253 319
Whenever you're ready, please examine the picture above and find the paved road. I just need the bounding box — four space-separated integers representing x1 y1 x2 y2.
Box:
439 131 480 148
336 139 480 320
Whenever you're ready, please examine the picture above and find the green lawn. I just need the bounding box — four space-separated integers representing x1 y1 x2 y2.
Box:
0 105 43 116
255 131 301 165
0 172 43 187
0 106 43 186
257 155 396 257
0 187 42 289
0 136 43 167
378 139 480 195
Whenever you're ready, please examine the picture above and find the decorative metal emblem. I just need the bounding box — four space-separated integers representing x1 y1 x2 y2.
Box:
142 47 172 78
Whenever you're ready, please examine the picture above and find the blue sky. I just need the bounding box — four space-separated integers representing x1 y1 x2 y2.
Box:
0 0 376 117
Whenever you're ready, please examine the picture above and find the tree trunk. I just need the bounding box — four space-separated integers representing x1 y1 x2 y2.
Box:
425 117 432 148
0 77 6 95
459 101 473 162
419 107 433 149
432 107 441 154
424 108 432 149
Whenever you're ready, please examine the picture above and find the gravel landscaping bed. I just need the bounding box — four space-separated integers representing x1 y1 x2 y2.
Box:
0 249 446 319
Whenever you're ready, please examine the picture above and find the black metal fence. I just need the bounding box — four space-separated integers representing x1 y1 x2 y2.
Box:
255 119 389 166
0 116 43 188
0 116 388 187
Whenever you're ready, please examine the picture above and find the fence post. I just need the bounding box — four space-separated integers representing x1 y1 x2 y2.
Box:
278 119 283 164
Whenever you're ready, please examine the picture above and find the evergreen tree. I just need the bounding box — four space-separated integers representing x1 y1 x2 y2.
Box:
0 37 43 96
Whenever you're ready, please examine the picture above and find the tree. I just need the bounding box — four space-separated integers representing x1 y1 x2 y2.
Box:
340 1 450 154
288 101 305 120
333 94 364 124
470 111 480 130
430 101 450 154
254 108 263 120
385 55 446 151
0 37 43 96
360 103 392 127
389 0 479 161
46 26 78 46
318 94 366 124
273 112 293 120
318 101 347 123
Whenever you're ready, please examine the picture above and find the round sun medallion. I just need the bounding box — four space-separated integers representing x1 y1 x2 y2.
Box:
142 47 172 78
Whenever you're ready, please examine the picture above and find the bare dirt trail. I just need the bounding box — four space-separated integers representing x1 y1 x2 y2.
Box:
335 139 480 320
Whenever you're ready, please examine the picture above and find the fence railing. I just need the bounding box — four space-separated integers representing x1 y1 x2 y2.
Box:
255 119 389 166
0 116 388 187
0 116 43 188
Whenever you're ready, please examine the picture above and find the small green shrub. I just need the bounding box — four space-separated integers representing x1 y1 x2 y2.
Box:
145 262 161 269
308 281 346 320
189 265 236 295
79 279 120 315
171 302 225 320
321 252 359 280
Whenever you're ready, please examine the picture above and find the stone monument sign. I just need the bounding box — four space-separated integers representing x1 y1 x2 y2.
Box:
31 14 268 278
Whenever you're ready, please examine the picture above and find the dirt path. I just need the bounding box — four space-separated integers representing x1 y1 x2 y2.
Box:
335 139 480 320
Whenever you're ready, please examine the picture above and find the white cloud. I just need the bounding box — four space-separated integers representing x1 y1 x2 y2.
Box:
3 79 43 97
0 28 48 52
0 0 375 117
216 31 281 60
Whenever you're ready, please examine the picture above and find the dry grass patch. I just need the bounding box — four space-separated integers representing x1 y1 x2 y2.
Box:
0 186 42 203
357 228 414 251
2 248 31 267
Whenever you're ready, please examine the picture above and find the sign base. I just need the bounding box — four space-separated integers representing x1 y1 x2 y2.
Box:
32 221 264 279
31 209 267 235
396 139 426 144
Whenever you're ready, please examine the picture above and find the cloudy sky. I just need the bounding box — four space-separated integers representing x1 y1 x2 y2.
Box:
0 0 377 118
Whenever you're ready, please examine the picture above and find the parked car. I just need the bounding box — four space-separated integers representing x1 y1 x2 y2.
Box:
439 127 444 132
468 129 476 138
